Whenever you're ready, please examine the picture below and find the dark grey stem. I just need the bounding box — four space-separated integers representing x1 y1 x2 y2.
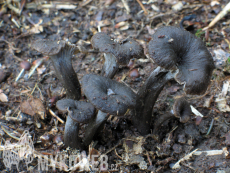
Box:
83 53 118 146
152 113 175 140
64 114 82 148
83 111 107 146
50 45 82 149
132 67 174 135
50 46 81 100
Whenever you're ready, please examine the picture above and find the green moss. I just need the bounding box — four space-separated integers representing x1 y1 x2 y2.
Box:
227 57 230 63
195 29 205 38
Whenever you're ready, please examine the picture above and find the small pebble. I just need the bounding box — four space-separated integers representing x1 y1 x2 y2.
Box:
195 116 203 125
20 61 31 71
129 68 140 78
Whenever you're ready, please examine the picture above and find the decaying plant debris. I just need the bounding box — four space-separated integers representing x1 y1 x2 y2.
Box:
0 0 230 172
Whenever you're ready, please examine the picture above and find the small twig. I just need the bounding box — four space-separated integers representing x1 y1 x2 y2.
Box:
28 58 44 78
1 125 20 140
31 83 38 95
100 139 123 157
203 2 230 31
145 54 155 64
181 162 195 171
150 12 175 21
121 0 130 14
49 109 65 124
135 21 144 38
169 126 178 134
11 105 20 117
146 151 152 166
114 149 123 160
35 84 44 101
136 0 148 15
172 149 199 169
193 147 229 156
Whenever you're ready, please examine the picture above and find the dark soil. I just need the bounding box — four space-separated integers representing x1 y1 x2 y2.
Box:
0 0 230 172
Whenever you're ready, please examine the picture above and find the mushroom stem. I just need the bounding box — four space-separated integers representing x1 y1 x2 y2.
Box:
82 44 118 146
32 40 83 149
82 54 117 145
102 53 119 79
64 114 82 149
132 67 174 135
152 97 191 139
50 46 81 100
51 46 82 148
152 113 175 139
83 111 107 146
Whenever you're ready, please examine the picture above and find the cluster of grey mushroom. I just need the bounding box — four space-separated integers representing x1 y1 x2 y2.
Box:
32 26 215 149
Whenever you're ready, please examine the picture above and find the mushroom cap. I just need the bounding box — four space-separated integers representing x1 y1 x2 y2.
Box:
173 97 191 123
32 40 66 56
91 32 144 65
81 74 136 116
148 26 215 95
32 39 80 56
56 99 95 123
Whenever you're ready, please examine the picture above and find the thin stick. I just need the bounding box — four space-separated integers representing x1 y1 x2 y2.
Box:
146 151 152 166
31 83 38 95
114 149 123 160
121 0 130 14
136 0 148 15
49 109 64 124
1 125 20 140
172 149 199 169
203 2 230 30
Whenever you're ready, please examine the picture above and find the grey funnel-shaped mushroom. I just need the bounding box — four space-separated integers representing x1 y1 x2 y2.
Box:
82 74 136 115
32 39 81 100
91 32 118 79
82 32 144 146
148 26 215 95
82 74 136 145
56 99 95 148
91 32 144 65
133 26 214 135
32 39 85 149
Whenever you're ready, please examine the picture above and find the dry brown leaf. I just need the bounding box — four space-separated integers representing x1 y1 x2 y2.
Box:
20 98 46 119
